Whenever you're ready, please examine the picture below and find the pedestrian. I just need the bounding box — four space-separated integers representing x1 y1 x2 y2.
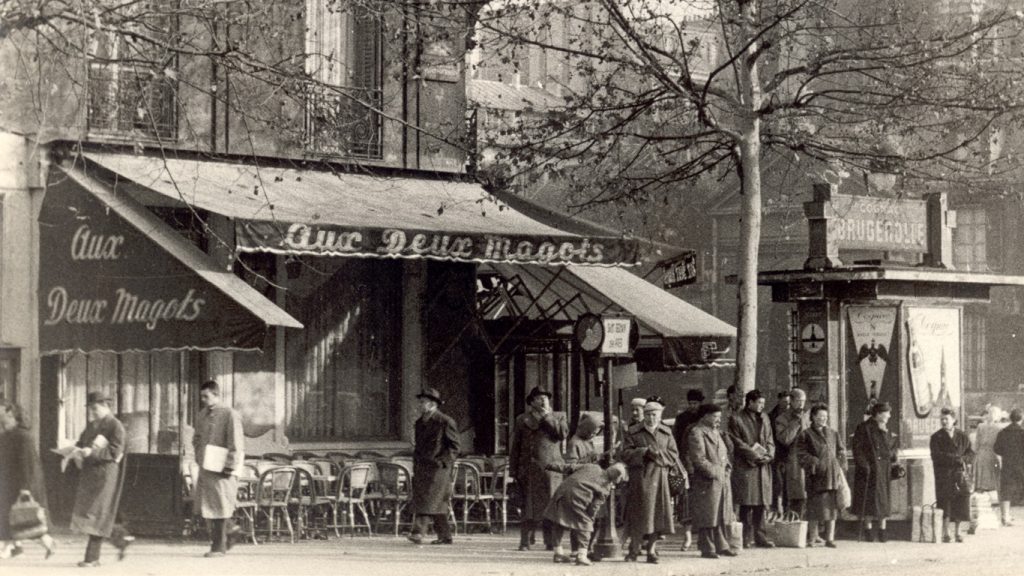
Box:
768 391 791 423
768 391 792 515
774 388 809 518
566 412 601 465
620 396 684 563
408 387 460 545
672 389 704 551
797 403 846 548
193 380 245 557
993 408 1024 526
70 392 133 567
543 463 627 566
0 401 57 559
721 385 744 432
728 389 776 548
973 405 1003 493
851 401 897 542
930 407 975 543
508 386 567 551
688 404 738 560
621 398 646 445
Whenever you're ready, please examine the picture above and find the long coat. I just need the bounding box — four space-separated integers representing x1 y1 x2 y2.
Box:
974 422 1004 492
728 409 775 506
508 410 567 521
543 464 612 533
850 420 896 518
71 414 126 538
412 409 461 515
930 428 974 522
774 409 809 500
0 426 48 540
672 409 701 463
687 424 734 529
994 422 1024 503
796 425 846 494
194 403 245 519
620 423 683 538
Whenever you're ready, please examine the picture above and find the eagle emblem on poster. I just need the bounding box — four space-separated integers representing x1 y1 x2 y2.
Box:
847 307 897 402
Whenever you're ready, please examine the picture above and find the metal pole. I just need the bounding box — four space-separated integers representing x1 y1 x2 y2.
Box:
592 357 621 559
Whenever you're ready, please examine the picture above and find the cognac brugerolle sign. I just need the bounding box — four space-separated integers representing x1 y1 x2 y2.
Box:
38 175 268 353
827 194 928 253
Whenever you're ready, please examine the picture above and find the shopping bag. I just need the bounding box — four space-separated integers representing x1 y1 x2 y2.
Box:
913 504 942 543
9 490 48 541
768 511 807 548
837 473 852 510
726 521 744 550
969 492 1000 532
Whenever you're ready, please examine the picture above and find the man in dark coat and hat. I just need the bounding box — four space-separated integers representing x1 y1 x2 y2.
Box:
193 380 245 557
509 386 567 550
70 392 133 567
408 387 461 545
728 389 776 548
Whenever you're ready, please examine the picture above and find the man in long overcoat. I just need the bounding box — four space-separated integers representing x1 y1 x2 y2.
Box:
543 463 626 566
71 392 131 567
994 408 1024 524
773 388 809 517
620 397 684 563
509 386 567 550
688 404 737 559
408 387 460 545
193 380 245 557
728 389 775 548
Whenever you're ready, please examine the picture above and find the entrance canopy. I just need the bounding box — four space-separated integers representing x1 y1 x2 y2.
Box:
79 152 640 267
39 164 302 354
482 264 736 370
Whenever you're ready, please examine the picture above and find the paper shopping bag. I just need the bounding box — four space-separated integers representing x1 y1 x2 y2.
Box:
727 521 744 550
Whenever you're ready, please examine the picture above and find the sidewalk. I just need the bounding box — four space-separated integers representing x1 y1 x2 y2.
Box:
4 516 1024 576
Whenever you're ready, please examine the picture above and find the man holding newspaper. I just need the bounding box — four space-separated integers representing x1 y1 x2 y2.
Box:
193 380 245 558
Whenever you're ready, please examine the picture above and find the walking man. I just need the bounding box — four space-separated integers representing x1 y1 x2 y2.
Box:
194 380 245 557
408 387 461 545
71 392 132 567
728 390 776 548
774 388 809 517
509 387 567 550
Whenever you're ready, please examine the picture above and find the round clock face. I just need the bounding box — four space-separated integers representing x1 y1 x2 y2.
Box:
574 314 604 352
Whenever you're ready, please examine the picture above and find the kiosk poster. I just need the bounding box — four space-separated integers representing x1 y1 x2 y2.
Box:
848 306 897 402
904 307 961 447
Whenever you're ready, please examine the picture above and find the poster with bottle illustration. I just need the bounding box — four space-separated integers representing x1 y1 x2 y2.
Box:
905 307 961 419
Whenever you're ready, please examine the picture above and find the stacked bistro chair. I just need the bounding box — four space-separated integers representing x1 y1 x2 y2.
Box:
331 463 375 537
255 465 298 543
374 460 414 536
290 461 334 539
451 460 493 533
309 458 343 536
233 464 259 545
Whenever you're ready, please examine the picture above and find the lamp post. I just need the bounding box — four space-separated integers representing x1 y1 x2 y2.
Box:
591 356 621 560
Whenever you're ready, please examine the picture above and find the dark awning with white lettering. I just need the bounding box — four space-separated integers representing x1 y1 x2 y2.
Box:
38 165 302 355
78 152 641 267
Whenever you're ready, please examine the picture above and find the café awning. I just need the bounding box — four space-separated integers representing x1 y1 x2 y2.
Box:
482 264 736 370
78 152 640 267
39 164 302 354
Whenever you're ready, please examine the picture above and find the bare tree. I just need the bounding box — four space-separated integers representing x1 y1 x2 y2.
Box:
472 0 1024 391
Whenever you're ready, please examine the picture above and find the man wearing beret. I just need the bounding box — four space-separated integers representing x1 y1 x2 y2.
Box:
408 388 461 545
509 386 567 550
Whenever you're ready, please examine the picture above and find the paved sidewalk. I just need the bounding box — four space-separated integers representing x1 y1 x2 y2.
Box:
3 518 1023 576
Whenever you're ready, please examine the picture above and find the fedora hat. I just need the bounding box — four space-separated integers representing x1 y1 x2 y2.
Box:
86 391 112 406
526 386 553 402
416 387 443 404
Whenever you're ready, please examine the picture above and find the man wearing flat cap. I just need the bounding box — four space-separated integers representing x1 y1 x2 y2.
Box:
509 386 568 550
408 387 461 545
71 392 132 567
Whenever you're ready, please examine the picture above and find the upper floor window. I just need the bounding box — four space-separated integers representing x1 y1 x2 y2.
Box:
304 1 383 159
953 207 989 272
86 2 178 141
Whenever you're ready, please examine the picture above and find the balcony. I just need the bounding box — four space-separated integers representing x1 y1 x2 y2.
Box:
87 63 177 141
304 85 383 160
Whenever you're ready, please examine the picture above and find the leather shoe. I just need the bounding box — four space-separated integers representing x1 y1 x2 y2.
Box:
825 541 837 548
407 535 424 545
720 549 738 557
754 540 776 548
646 554 660 564
430 538 453 545
553 553 572 564
701 552 720 559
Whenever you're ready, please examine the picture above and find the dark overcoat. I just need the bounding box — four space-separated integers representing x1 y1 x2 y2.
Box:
994 422 1024 503
543 464 612 533
687 424 734 529
728 409 775 506
672 410 701 463
194 404 245 519
850 420 896 518
620 423 683 538
0 426 48 540
412 409 461 515
774 409 809 500
930 428 974 522
71 414 126 538
509 411 567 521
797 425 846 494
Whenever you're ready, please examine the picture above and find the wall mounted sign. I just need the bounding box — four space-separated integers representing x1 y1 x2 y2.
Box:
601 317 635 356
828 194 928 253
659 251 698 289
801 323 826 353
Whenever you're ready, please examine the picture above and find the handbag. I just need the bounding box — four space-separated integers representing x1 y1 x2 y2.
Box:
890 463 906 480
667 468 687 497
9 490 48 541
954 465 974 495
837 472 852 509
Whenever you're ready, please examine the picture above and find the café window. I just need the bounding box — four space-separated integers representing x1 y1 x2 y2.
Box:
285 259 402 441
86 1 177 141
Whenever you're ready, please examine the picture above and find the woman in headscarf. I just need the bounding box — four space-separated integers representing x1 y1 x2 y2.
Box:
0 402 56 559
931 407 975 543
620 396 685 564
851 401 898 542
